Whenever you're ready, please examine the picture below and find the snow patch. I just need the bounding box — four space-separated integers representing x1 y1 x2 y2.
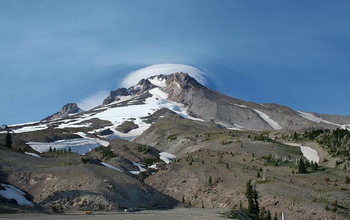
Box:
285 143 320 163
24 152 41 158
75 132 87 138
27 138 109 155
12 124 48 133
0 184 34 206
159 152 177 164
148 164 158 169
232 104 249 108
134 162 146 171
101 162 123 172
148 77 167 87
253 109 282 130
232 104 282 130
149 88 168 99
296 111 324 124
89 88 202 140
297 110 350 129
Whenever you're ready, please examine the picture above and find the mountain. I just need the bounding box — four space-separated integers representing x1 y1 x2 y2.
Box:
1 64 350 219
43 103 82 121
45 72 350 132
37 69 350 134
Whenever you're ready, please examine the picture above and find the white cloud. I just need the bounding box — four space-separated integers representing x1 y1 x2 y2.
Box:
77 90 110 111
120 64 207 88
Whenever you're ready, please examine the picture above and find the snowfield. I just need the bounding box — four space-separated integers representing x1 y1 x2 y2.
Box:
0 184 34 206
297 110 350 130
27 137 109 155
129 161 147 175
12 124 48 133
159 152 177 164
252 109 282 130
77 87 203 141
232 104 282 130
101 162 123 172
24 152 41 158
285 143 320 163
148 76 167 88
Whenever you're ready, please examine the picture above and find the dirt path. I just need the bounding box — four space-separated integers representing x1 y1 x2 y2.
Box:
0 208 228 220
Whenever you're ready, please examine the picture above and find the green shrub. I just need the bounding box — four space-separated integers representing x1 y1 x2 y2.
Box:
345 176 350 184
81 158 88 163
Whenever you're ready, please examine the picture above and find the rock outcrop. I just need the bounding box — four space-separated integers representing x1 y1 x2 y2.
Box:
43 103 82 121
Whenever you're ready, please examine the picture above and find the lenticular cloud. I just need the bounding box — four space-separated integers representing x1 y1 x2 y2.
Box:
121 64 207 88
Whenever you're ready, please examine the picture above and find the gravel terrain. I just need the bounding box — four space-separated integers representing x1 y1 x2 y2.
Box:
0 208 227 220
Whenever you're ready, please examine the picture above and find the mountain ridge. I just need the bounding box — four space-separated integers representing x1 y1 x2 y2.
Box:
12 68 349 135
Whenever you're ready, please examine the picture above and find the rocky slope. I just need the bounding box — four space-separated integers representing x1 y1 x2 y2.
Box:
43 103 82 121
2 65 350 218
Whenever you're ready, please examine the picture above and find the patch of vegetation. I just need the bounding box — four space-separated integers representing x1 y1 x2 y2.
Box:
228 180 275 219
143 157 160 166
345 176 350 184
166 134 178 141
81 157 89 163
4 132 12 148
253 134 272 142
304 128 350 161
48 147 72 154
100 148 117 159
51 204 63 214
298 158 307 174
139 171 149 182
221 140 233 145
137 144 150 154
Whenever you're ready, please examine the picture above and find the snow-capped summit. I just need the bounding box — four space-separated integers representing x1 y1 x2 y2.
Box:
11 66 350 138
121 64 207 88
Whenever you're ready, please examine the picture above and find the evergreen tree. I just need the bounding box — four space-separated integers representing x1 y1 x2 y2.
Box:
298 158 307 173
245 180 259 216
293 132 298 140
259 207 267 219
49 146 52 153
311 161 319 171
345 176 350 184
252 185 260 216
266 210 272 220
4 131 12 148
208 176 212 186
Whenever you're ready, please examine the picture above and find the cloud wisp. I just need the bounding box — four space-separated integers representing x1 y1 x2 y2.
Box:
77 90 110 111
120 64 208 88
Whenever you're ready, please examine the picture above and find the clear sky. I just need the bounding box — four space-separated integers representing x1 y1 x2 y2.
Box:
1 0 350 125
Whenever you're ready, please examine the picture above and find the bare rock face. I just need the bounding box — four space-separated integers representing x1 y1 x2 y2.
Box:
103 88 130 105
43 103 82 121
102 79 156 105
99 71 350 131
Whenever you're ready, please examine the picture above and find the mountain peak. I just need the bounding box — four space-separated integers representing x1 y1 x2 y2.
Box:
121 64 207 88
43 103 82 121
103 72 202 105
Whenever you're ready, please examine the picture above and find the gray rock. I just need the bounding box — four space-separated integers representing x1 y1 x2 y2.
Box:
43 103 82 121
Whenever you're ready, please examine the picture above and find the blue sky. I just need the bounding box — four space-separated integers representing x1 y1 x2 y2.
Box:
1 0 350 124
